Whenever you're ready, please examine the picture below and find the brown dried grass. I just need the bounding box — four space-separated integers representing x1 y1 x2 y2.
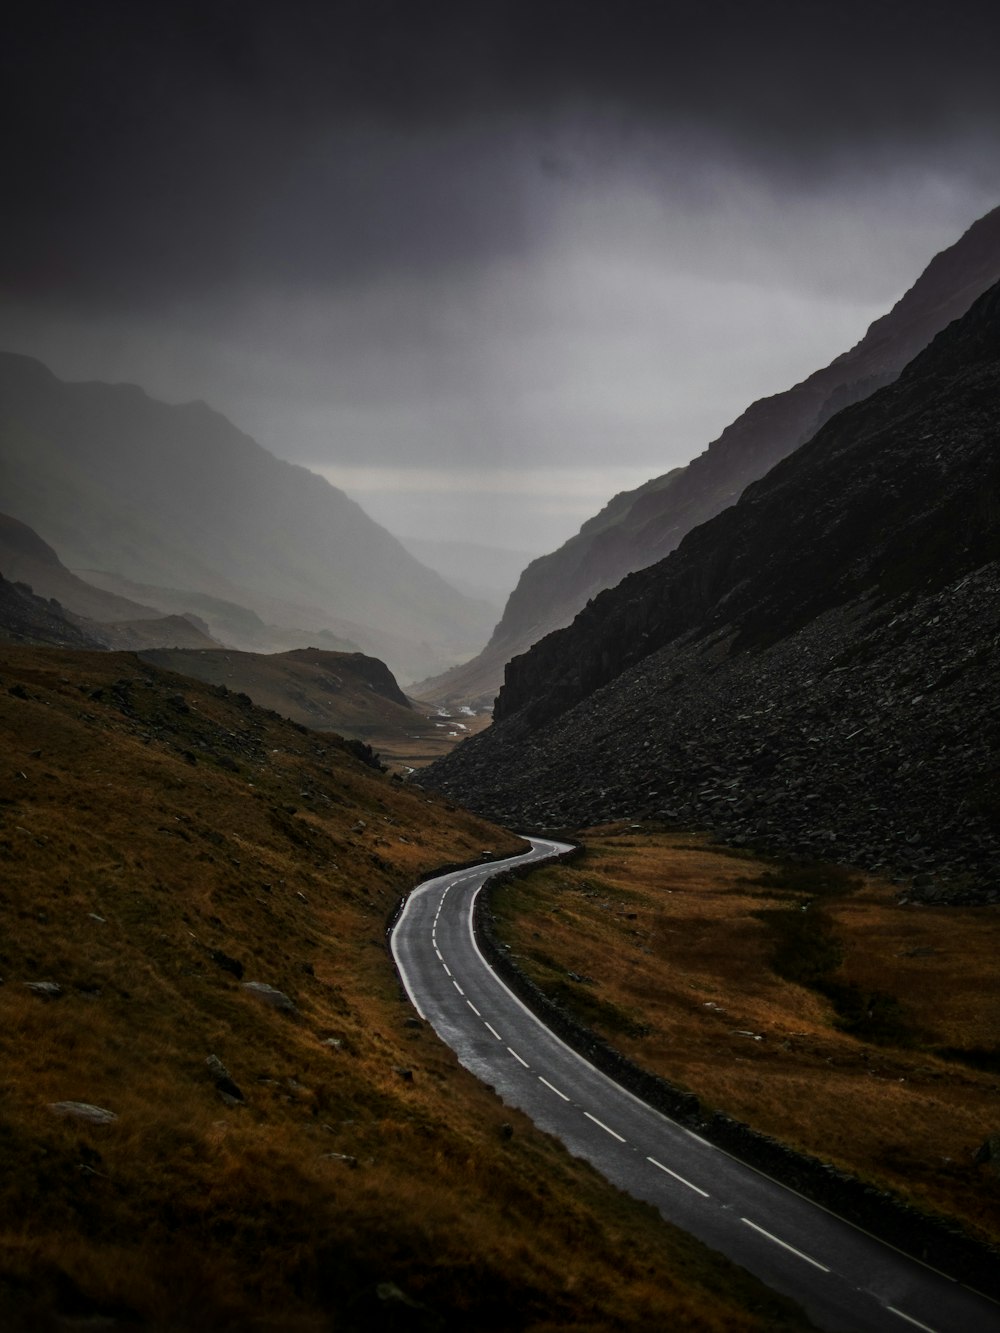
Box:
493 824 1000 1247
0 649 808 1331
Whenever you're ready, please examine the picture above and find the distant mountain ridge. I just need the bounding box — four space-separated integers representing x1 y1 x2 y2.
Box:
419 205 1000 705
424 278 1000 902
0 511 161 623
0 354 494 682
0 511 219 651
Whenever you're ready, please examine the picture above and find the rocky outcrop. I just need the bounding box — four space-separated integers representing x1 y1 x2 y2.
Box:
283 647 411 709
419 205 1000 705
422 282 1000 903
0 572 107 649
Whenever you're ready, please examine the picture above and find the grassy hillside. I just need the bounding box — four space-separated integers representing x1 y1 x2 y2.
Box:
136 646 490 770
492 826 1000 1250
0 650 809 1331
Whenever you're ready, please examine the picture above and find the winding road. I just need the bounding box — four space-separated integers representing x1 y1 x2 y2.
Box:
391 838 998 1332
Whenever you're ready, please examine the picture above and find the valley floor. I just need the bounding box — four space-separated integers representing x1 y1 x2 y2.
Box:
490 825 1000 1252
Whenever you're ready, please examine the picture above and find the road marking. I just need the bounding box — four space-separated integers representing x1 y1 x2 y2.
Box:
584 1111 626 1143
740 1219 830 1273
646 1156 710 1197
452 979 464 995
484 1021 503 1041
507 1046 529 1067
442 962 452 977
538 1076 570 1101
885 1308 939 1333
466 1000 481 1017
434 946 443 961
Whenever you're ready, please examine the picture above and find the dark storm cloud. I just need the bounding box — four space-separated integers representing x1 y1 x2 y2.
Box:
4 0 1000 310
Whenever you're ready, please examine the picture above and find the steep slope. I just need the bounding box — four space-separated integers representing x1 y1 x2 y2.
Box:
0 354 494 681
0 512 222 651
0 572 108 649
0 512 161 623
420 205 1000 705
424 280 1000 901
0 645 805 1333
90 613 220 651
75 568 362 656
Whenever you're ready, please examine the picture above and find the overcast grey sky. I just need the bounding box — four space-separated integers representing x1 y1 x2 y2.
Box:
3 1 1000 551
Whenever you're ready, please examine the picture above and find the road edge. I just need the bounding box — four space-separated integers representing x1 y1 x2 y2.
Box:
472 853 1000 1303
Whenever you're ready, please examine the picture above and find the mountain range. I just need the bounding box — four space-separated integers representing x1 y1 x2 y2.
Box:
419 205 1000 705
424 277 1000 902
0 353 494 683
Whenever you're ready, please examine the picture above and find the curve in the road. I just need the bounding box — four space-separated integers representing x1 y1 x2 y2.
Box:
391 838 1000 1333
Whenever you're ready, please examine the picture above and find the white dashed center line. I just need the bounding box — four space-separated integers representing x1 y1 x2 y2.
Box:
484 1021 503 1041
584 1111 626 1143
538 1076 570 1101
466 1000 481 1017
885 1307 939 1333
507 1046 529 1067
646 1156 710 1197
741 1219 830 1273
452 979 464 995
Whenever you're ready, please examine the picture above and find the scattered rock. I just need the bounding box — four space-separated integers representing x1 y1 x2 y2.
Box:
25 981 63 1000
205 1054 246 1105
392 1066 414 1083
320 1151 358 1167
48 1101 117 1125
241 981 296 1013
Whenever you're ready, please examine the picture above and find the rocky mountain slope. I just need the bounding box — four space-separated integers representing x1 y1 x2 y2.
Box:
0 353 494 682
0 572 109 649
420 205 1000 706
73 567 362 657
0 512 162 624
424 280 1000 902
0 512 221 651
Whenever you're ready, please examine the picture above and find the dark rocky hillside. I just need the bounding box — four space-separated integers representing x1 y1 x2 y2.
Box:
0 573 107 649
424 281 1000 903
419 205 1000 705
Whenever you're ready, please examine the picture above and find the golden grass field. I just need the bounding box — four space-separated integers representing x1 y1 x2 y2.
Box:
0 648 812 1331
491 826 1000 1250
